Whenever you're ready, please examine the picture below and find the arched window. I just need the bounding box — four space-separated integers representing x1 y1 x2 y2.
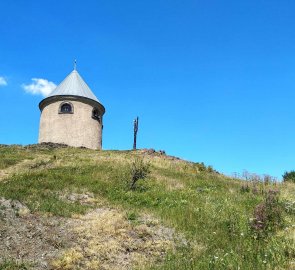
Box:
59 102 73 114
92 108 101 122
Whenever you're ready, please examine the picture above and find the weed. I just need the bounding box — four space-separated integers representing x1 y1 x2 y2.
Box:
250 189 284 239
129 158 151 190
127 211 138 221
240 183 250 193
0 259 30 270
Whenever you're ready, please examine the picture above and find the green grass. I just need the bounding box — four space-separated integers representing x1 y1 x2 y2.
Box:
0 146 294 269
0 146 34 169
0 259 30 270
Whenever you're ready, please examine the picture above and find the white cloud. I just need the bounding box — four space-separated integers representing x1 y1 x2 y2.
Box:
0 77 7 86
22 78 56 97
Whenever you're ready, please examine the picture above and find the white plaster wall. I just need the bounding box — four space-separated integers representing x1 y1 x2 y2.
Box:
39 100 102 150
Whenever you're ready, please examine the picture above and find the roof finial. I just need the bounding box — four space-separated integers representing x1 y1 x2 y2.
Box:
74 59 77 70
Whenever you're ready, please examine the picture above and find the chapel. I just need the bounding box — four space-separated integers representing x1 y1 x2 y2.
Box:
38 66 105 150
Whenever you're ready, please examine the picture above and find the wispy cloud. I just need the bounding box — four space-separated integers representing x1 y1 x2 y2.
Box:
0 77 7 86
22 78 56 97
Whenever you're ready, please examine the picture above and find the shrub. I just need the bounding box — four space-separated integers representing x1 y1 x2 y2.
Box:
282 170 295 183
194 162 217 174
207 166 214 173
240 183 250 193
128 158 150 190
250 189 284 239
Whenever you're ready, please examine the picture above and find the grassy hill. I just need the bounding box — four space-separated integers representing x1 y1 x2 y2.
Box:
0 144 294 269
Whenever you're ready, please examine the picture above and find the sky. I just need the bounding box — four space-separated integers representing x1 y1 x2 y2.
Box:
0 0 294 179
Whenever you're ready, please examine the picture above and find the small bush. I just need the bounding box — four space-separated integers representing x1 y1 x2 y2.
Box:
193 162 217 174
240 183 250 193
128 158 150 190
282 170 295 183
207 166 214 173
250 189 284 239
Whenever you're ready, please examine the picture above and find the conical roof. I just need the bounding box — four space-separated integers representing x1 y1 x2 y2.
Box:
48 69 100 103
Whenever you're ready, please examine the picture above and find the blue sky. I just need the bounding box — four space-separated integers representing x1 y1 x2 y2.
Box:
0 0 294 179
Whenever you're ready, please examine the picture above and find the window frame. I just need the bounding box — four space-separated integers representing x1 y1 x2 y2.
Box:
59 102 74 114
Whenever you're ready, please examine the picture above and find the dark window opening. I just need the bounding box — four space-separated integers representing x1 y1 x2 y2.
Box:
92 108 101 122
60 103 73 113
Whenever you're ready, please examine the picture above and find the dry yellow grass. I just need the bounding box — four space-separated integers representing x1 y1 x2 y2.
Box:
152 173 185 191
0 156 52 181
52 208 182 270
281 182 295 201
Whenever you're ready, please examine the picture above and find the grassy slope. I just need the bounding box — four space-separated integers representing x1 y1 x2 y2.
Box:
0 145 294 269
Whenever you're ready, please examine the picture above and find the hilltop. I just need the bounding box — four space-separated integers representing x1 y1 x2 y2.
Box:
0 144 294 269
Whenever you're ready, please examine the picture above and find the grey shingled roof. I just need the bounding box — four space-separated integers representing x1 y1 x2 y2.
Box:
48 70 100 103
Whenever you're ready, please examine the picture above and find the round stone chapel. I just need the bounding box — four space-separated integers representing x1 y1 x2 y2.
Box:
38 67 105 150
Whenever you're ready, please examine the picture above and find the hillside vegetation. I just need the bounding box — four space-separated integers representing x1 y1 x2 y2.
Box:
0 144 294 269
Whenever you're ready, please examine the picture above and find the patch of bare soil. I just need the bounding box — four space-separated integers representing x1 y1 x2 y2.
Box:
0 198 186 270
0 198 73 269
59 192 99 206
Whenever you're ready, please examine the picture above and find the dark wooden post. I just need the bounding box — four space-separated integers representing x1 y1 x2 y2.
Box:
133 117 139 150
